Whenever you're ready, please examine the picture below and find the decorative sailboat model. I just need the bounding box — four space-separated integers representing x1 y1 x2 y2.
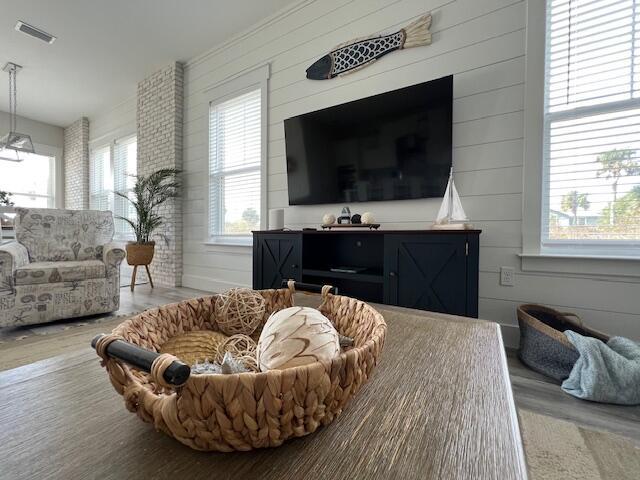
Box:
431 168 474 230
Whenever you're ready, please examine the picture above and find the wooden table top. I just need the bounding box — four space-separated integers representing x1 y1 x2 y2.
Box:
0 297 527 480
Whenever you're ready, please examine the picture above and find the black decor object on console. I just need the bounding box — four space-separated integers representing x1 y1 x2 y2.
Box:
253 229 480 317
337 206 351 224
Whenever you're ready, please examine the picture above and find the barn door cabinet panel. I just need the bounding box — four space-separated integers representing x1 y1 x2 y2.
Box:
253 234 302 289
384 234 476 317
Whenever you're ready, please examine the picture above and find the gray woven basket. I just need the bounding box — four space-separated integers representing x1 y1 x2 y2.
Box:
517 304 609 381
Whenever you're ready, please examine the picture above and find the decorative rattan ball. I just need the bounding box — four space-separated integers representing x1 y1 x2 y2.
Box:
215 288 266 336
217 334 256 359
237 354 259 372
217 334 259 372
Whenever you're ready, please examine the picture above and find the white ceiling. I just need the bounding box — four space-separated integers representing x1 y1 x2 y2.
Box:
0 0 296 127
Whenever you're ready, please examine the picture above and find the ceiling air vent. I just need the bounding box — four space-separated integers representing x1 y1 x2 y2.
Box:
15 21 56 44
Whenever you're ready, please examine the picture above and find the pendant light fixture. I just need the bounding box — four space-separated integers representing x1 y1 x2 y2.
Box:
0 62 35 162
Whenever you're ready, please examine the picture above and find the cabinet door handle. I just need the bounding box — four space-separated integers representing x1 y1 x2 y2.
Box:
389 271 396 277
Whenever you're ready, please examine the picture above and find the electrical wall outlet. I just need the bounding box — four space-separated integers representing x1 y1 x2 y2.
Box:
500 267 515 286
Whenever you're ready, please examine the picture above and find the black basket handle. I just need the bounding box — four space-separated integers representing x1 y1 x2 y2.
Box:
282 280 338 295
91 334 191 386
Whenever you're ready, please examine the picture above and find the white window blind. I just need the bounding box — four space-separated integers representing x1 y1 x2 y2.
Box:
89 145 112 211
113 136 137 237
208 89 262 239
543 0 640 255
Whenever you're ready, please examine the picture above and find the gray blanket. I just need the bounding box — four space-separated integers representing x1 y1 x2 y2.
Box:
562 330 640 405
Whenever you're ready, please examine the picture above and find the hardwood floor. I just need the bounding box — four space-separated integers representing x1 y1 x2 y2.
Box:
507 349 640 444
117 284 205 314
0 284 204 342
1 284 638 446
0 285 205 369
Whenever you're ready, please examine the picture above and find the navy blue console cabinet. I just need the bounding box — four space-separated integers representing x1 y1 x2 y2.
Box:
253 229 480 317
252 233 302 289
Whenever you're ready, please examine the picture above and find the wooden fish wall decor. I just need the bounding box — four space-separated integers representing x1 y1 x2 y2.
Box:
306 14 432 80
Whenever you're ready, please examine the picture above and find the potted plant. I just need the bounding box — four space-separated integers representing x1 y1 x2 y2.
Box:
0 190 14 206
0 191 15 239
115 168 180 268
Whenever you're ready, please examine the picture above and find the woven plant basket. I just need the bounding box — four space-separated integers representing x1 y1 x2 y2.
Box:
125 242 155 266
517 304 609 381
94 283 387 452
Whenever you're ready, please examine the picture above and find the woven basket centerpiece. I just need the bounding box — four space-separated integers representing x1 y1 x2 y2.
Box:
94 283 387 452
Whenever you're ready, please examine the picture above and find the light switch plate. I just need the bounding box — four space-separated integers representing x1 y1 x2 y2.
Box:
500 267 515 286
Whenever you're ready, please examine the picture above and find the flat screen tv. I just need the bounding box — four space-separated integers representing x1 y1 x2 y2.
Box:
284 75 453 206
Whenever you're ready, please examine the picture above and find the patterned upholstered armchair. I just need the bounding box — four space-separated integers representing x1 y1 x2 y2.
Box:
0 208 126 328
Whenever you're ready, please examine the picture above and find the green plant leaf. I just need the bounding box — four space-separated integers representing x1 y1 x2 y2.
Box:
113 168 181 243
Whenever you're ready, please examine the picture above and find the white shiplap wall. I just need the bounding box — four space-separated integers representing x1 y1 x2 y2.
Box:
176 0 639 345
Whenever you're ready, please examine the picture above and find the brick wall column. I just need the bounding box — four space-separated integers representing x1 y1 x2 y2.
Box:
63 117 89 209
137 62 184 287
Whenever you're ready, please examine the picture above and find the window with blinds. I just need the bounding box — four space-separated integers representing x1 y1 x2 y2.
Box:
208 89 262 239
113 136 137 237
89 137 137 238
89 145 112 211
543 0 640 255
0 152 55 207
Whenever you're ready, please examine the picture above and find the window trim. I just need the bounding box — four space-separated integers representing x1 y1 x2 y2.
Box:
522 0 546 256
522 0 640 276
204 63 269 246
40 143 63 208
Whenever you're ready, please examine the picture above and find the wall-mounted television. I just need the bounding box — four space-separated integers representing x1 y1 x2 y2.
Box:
284 75 453 206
